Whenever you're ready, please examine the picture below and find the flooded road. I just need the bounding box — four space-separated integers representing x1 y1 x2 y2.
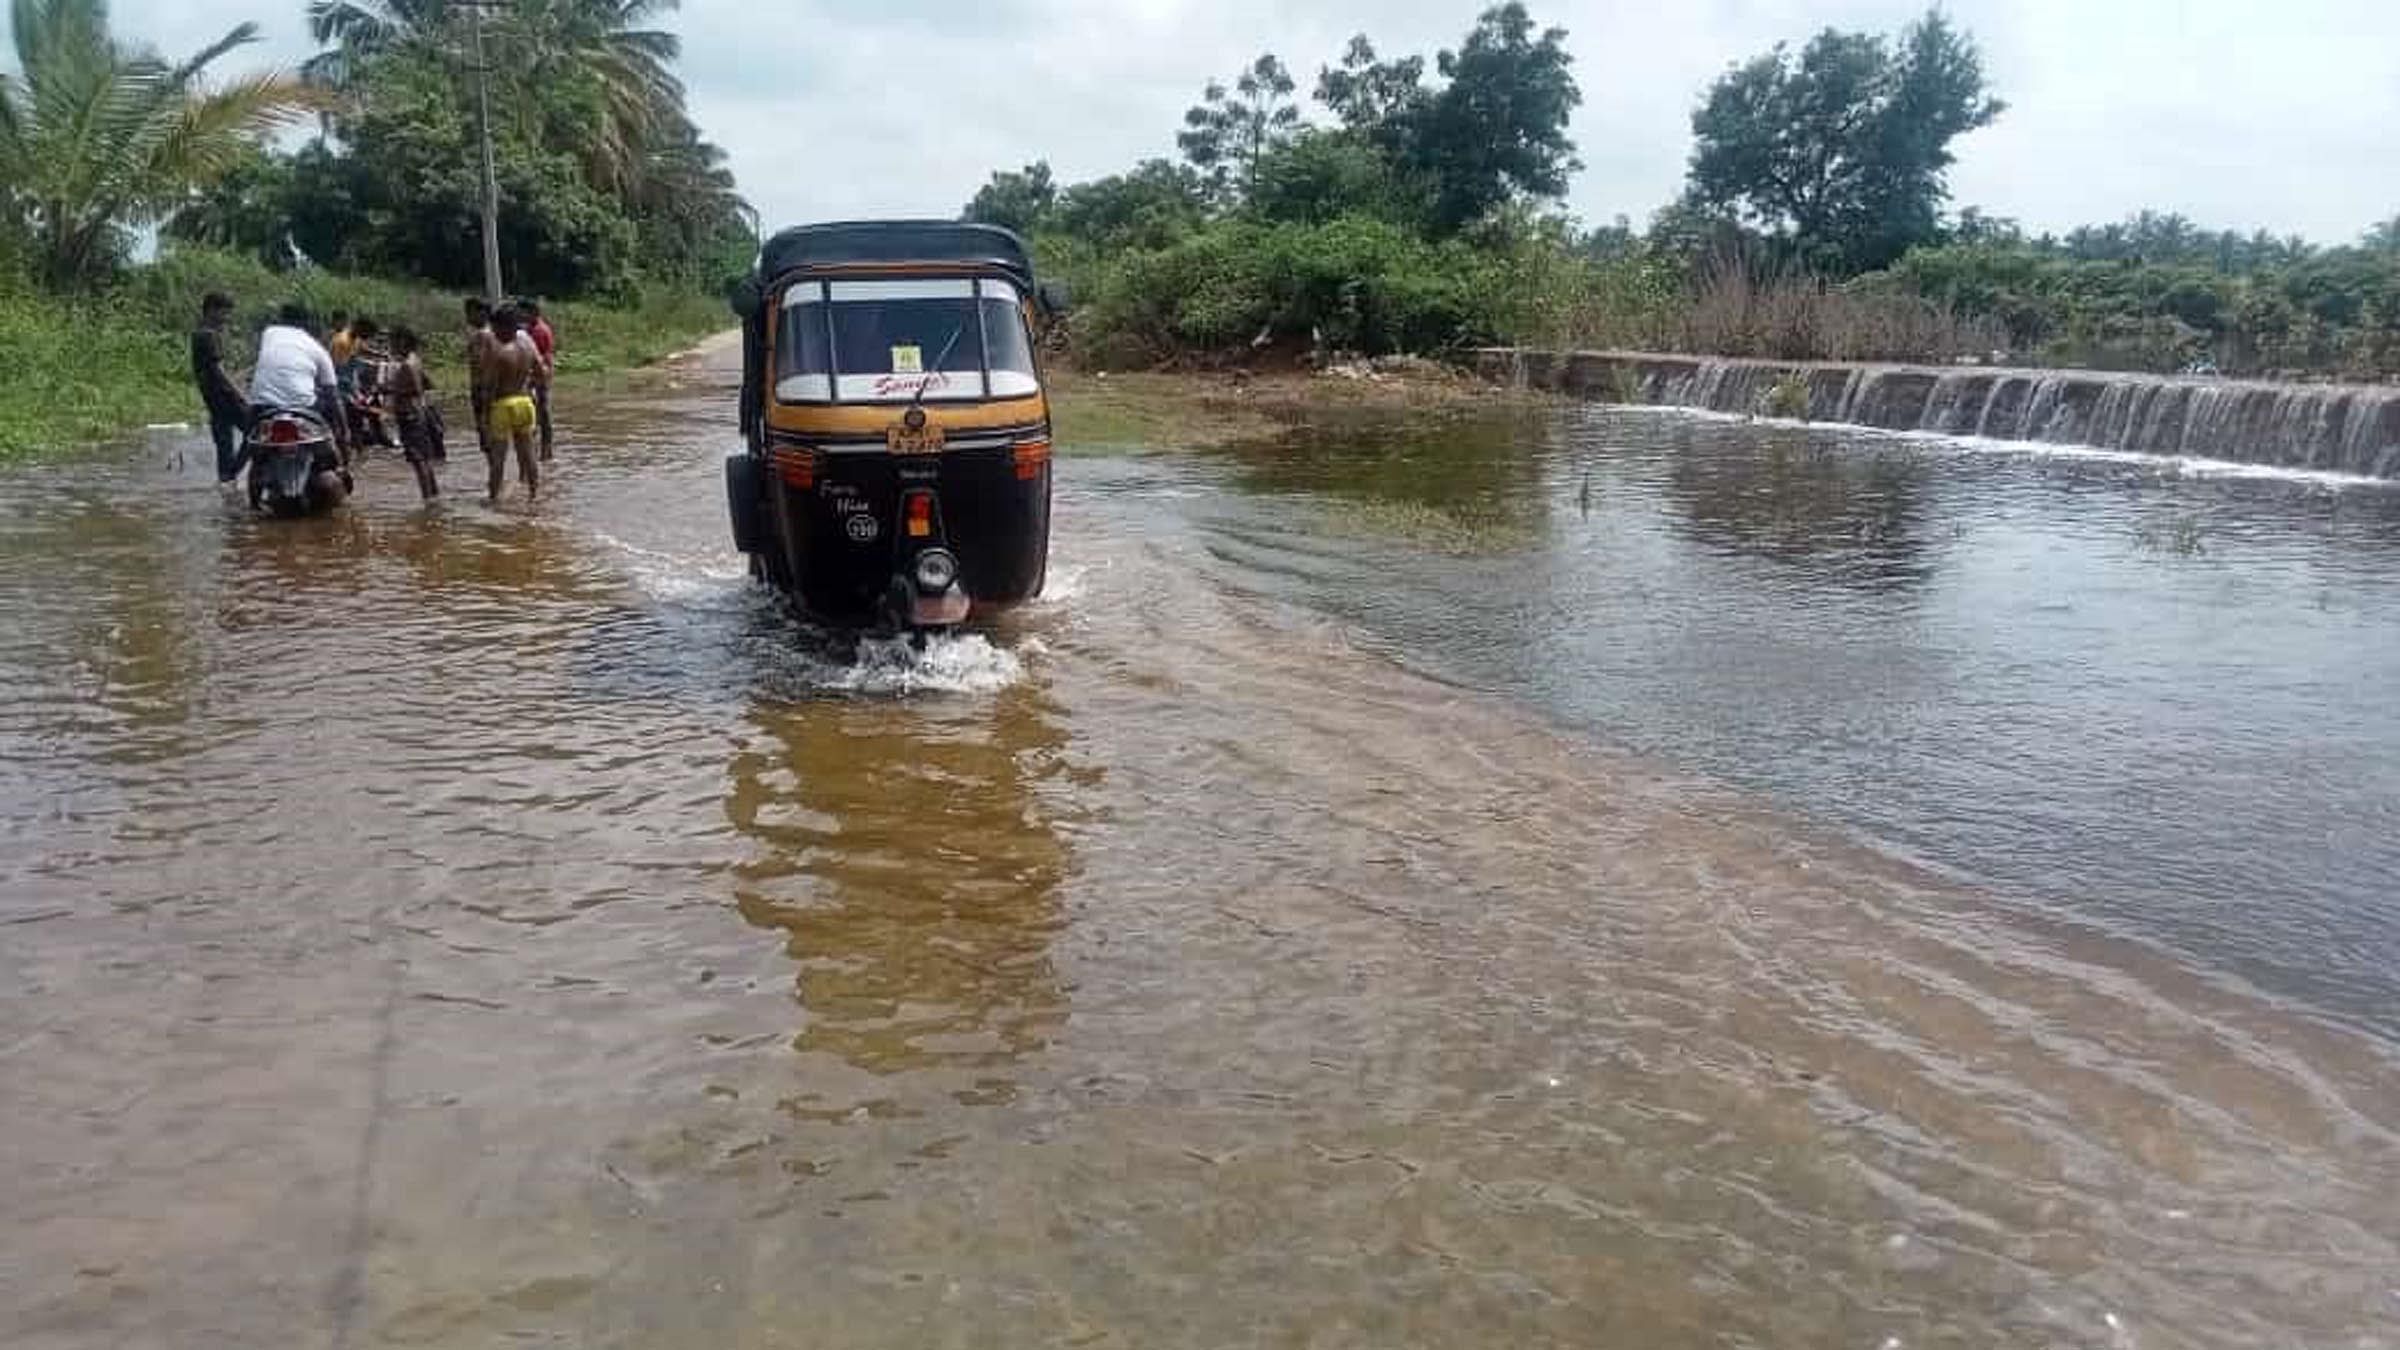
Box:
1204 403 2400 1033
3 356 2395 1349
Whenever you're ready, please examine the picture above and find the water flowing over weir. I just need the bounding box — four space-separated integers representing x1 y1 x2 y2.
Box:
1474 349 2400 478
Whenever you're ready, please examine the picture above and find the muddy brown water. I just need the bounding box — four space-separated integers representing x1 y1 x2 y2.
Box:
3 353 2396 1349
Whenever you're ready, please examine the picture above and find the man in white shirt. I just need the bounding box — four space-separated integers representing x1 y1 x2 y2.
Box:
246 303 349 456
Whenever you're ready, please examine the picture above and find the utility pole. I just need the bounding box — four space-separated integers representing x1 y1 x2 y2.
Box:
467 1 503 305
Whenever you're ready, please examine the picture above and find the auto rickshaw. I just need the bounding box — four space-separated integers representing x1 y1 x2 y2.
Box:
726 220 1062 631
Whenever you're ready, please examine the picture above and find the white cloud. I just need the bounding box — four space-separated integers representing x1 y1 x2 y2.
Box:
21 0 2400 245
685 0 2400 243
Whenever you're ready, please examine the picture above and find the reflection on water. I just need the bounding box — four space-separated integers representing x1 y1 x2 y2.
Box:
1224 403 1558 510
1659 420 1935 586
727 685 1073 1099
1220 404 1560 551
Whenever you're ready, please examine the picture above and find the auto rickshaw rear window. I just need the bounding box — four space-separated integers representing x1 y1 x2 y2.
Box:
981 279 1039 398
775 277 1038 404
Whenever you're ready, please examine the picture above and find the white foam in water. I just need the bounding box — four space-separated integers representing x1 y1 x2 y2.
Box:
590 529 749 602
1942 433 2389 488
1615 404 2396 491
1035 564 1092 606
828 631 1026 695
588 529 1032 694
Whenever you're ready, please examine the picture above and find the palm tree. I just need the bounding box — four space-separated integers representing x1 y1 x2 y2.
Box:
628 116 753 261
301 0 454 89
495 0 685 194
305 0 683 198
0 0 321 288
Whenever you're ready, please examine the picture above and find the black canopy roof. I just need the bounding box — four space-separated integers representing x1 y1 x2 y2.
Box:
753 220 1036 288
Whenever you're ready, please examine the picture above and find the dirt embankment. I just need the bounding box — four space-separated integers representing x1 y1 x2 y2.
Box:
1049 356 1547 454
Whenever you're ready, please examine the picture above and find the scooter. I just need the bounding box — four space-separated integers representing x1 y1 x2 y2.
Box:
244 409 353 516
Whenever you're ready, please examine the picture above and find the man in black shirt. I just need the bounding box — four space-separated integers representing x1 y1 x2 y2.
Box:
190 293 249 483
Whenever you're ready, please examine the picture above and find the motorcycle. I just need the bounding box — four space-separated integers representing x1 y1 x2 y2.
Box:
244 409 353 516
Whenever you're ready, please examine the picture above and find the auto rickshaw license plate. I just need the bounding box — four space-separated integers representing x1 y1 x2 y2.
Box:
886 424 945 455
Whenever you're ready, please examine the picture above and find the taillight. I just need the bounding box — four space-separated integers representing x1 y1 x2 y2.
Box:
903 490 935 539
771 445 817 489
1012 437 1052 481
265 418 301 445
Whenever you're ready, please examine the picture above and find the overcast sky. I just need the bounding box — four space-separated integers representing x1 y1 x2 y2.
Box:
34 0 2400 244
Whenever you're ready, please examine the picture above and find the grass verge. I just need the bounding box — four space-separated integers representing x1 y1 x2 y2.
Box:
0 252 731 460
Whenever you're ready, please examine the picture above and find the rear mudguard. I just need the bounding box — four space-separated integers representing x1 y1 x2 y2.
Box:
249 444 342 514
256 447 314 503
726 453 769 555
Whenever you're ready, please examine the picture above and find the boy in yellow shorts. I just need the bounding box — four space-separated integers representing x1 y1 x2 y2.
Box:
477 306 546 502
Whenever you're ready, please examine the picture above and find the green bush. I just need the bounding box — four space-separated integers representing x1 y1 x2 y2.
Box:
122 248 461 353
1065 209 2001 369
1762 371 1810 419
1872 241 2400 376
0 293 192 456
116 246 727 376
1075 215 1500 365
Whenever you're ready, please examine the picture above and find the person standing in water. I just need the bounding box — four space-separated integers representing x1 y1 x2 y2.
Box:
384 327 440 502
519 297 558 461
477 306 543 503
189 292 249 483
464 297 496 458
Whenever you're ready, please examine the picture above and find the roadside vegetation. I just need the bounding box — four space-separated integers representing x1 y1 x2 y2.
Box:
967 4 2400 380
1870 217 2400 376
0 0 752 457
0 252 726 454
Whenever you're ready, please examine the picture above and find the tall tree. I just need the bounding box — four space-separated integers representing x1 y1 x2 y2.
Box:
288 0 745 290
495 0 685 194
1307 5 1579 237
1052 160 1212 251
300 0 449 87
1315 35 1427 154
961 161 1058 234
1685 8 2001 273
1177 53 1300 202
159 145 301 262
1247 128 1421 228
628 118 754 284
307 0 685 197
0 0 320 287
1411 2 1580 234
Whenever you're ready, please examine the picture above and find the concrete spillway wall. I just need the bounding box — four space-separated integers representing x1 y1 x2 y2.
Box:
1470 348 2400 480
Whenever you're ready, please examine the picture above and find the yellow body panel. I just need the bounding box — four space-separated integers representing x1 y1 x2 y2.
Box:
762 392 1048 439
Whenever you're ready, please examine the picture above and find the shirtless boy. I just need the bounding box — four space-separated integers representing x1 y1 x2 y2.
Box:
478 306 546 502
464 297 496 455
385 327 440 501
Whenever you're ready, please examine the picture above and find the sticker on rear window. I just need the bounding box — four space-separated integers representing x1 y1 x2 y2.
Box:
890 344 923 374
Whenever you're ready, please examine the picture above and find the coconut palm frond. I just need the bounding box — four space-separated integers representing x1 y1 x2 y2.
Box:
127 72 322 223
1 0 323 286
307 0 410 51
0 70 22 151
164 22 262 90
